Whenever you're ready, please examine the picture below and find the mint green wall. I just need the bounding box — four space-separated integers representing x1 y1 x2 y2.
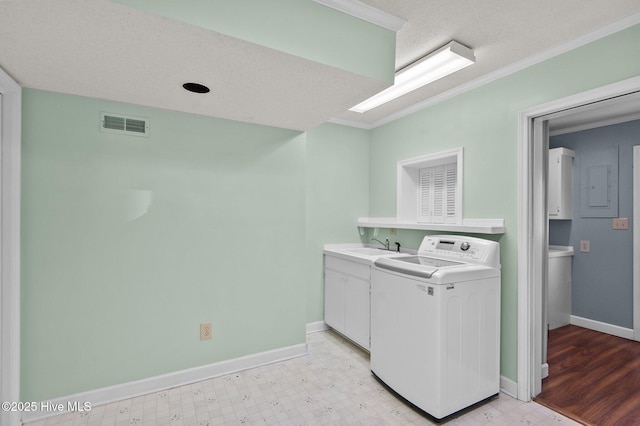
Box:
369 24 640 382
111 0 395 83
21 90 369 401
305 123 370 322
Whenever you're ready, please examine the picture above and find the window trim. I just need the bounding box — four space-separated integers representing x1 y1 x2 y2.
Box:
397 148 463 225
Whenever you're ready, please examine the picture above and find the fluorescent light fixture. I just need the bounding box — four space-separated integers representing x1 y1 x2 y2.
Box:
349 41 475 113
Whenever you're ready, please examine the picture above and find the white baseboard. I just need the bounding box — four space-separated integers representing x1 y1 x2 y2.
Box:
22 342 308 423
541 363 549 379
500 375 518 399
24 321 515 423
570 315 634 340
306 320 330 334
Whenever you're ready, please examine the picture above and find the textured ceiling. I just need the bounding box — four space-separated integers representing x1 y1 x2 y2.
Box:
0 0 389 131
1 0 640 130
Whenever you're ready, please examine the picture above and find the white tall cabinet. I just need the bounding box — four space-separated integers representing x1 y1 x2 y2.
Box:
548 147 575 220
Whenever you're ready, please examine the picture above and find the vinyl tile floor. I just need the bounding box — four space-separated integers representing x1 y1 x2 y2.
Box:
25 330 580 426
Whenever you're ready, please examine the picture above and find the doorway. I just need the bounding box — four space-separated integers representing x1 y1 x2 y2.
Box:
547 115 640 338
517 76 640 401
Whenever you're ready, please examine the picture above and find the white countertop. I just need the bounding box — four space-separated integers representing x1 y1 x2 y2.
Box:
549 245 574 258
323 243 412 264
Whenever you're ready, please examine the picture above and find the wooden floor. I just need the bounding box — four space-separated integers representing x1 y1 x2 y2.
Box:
535 325 640 426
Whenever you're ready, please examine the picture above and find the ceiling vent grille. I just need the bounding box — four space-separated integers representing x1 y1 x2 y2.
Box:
100 112 149 137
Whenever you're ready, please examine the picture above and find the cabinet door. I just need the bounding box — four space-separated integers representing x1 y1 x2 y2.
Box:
345 276 370 349
548 150 561 217
548 257 571 330
549 148 574 219
324 268 345 332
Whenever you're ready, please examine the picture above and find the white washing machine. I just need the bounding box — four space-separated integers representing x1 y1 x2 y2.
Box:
371 235 501 421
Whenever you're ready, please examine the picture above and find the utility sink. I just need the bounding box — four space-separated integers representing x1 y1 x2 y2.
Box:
324 244 409 264
341 247 398 256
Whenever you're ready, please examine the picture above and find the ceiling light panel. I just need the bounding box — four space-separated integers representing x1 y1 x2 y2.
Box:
350 41 475 113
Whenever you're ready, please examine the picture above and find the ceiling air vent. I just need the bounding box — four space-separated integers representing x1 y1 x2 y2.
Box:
100 112 149 137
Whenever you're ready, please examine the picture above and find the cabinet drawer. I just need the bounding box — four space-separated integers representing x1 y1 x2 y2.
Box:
325 255 370 280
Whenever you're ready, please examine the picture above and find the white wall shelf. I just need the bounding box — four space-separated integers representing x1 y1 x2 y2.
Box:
357 217 505 234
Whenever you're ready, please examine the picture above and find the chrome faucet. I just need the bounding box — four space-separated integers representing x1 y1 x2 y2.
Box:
371 237 390 251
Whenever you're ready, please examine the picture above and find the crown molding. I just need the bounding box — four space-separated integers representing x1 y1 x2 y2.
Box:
327 117 374 129
312 0 406 32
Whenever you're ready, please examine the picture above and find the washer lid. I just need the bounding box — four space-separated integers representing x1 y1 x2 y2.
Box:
374 255 500 282
374 255 462 279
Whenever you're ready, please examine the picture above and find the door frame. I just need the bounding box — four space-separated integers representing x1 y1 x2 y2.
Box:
0 68 21 426
634 146 640 339
517 76 640 401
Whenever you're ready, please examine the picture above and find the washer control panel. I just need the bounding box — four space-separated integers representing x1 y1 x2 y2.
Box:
418 235 500 268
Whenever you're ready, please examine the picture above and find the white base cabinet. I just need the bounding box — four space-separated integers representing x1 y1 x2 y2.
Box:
548 246 574 330
324 254 371 350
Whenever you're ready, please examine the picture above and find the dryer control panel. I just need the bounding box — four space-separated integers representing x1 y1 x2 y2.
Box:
418 235 500 269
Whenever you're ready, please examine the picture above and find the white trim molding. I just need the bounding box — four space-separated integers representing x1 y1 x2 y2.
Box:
327 117 374 130
22 343 308 423
306 321 330 334
570 315 635 340
312 0 406 32
0 66 22 426
500 375 518 399
634 146 640 341
23 322 333 423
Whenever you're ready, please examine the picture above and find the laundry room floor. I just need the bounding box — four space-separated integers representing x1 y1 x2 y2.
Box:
25 330 579 426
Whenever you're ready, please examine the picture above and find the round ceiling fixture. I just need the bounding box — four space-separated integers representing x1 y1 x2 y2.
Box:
182 82 210 94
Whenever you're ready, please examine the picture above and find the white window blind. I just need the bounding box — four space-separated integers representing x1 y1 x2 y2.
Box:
418 163 457 223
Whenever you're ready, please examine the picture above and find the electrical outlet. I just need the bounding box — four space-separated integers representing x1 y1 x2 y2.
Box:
613 218 629 230
580 240 590 253
200 323 212 341
390 228 396 235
